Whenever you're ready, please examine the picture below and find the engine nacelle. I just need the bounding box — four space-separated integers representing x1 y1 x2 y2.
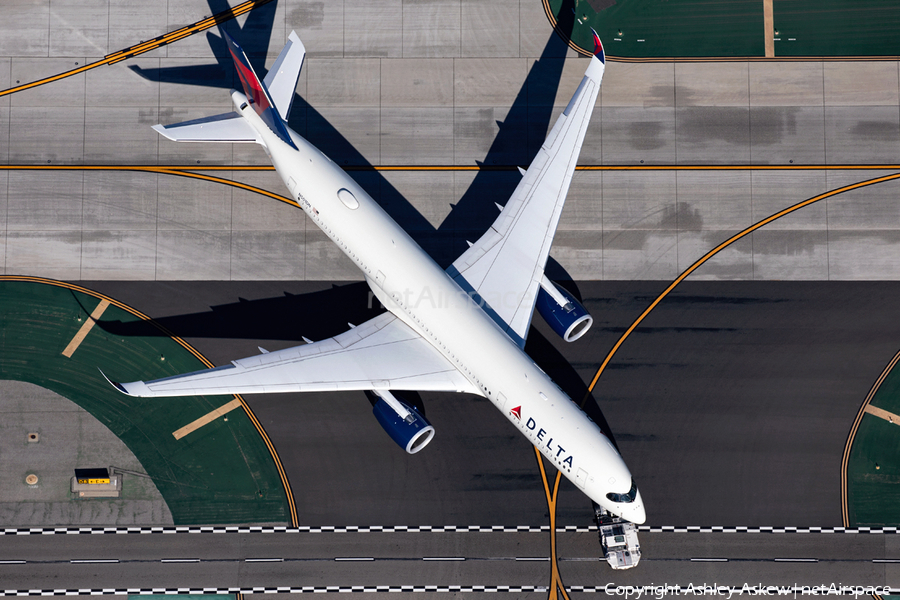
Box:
536 280 593 342
372 391 435 454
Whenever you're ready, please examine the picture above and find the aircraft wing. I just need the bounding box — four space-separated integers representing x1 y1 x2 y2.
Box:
446 38 605 348
110 312 478 398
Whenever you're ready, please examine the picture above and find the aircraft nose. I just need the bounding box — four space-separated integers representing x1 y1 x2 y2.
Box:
629 489 646 524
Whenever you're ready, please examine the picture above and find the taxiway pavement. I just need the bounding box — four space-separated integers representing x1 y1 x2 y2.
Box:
85 279 900 529
1 529 898 589
3 0 900 592
2 1 900 281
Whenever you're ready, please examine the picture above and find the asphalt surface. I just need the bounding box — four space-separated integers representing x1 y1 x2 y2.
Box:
1 528 897 589
84 279 900 529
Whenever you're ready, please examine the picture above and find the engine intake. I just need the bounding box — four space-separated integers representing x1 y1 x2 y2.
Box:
372 391 435 454
536 279 593 342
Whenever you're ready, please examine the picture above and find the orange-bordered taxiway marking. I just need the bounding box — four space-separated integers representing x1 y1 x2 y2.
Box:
0 0 273 100
5 163 900 569
559 170 900 579
6 162 900 590
580 170 900 399
535 447 573 600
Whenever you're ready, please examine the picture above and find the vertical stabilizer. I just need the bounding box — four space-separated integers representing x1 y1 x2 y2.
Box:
223 31 297 149
263 31 306 121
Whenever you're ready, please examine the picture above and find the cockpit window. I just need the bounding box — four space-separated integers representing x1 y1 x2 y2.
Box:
606 478 637 503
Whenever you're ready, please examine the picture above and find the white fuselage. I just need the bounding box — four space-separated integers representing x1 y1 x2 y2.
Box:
233 91 645 523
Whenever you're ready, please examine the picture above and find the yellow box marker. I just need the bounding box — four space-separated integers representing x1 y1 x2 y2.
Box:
62 299 110 358
763 0 775 58
77 477 111 484
173 399 243 440
865 404 900 425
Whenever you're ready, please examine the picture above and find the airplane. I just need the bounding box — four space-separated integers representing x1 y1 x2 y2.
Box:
105 29 646 524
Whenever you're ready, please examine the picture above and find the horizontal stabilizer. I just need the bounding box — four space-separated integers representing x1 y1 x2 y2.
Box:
152 111 259 143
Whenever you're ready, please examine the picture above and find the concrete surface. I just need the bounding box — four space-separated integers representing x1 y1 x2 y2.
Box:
0 380 172 526
0 1 897 280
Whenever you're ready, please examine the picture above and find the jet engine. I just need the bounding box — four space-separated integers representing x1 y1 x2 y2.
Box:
371 390 435 454
536 276 593 342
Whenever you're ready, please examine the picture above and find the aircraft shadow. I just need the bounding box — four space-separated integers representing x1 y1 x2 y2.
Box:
434 0 577 265
129 0 279 86
131 0 579 274
99 282 384 343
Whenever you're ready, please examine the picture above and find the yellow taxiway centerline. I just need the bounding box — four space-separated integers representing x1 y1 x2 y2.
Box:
5 163 900 570
583 171 900 399
61 299 110 358
561 169 900 543
8 163 900 173
841 346 900 525
0 0 272 99
534 447 572 600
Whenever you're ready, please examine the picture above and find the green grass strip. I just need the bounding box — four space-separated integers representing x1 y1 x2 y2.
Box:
549 0 900 58
0 281 289 525
548 0 764 58
774 1 900 57
847 357 900 526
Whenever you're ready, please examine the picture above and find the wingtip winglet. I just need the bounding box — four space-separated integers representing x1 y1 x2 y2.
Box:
151 123 175 141
98 368 131 396
591 28 605 64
